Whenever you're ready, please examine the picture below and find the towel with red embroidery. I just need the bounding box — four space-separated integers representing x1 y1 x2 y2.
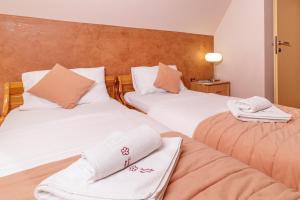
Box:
81 125 162 182
35 137 182 200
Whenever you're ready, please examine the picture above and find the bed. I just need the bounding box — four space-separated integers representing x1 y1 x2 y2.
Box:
0 76 169 177
118 75 236 137
1 75 300 199
118 74 300 190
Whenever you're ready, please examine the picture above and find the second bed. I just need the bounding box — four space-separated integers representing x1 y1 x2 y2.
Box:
119 74 300 190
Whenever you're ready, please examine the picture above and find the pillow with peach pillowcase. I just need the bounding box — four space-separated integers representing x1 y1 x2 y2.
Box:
28 64 95 109
154 62 182 94
20 66 109 111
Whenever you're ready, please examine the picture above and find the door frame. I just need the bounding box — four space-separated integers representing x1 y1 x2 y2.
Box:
273 0 278 104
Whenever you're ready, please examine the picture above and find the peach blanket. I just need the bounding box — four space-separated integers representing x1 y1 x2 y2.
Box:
193 106 300 190
1 132 300 200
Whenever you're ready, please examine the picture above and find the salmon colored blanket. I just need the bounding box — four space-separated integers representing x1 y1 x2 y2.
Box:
1 132 300 200
193 106 300 191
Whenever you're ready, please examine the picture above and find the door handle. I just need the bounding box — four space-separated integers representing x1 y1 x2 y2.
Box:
274 36 291 54
278 41 291 47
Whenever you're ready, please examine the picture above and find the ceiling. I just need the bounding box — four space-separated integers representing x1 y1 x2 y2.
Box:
0 0 232 35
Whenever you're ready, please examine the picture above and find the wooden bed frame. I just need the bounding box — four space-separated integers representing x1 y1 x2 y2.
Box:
117 75 135 107
0 76 117 125
117 74 160 114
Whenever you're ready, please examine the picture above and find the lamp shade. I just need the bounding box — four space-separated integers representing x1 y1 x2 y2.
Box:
205 53 223 63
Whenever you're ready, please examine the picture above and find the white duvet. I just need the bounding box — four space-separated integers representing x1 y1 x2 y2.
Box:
0 99 168 177
125 90 237 137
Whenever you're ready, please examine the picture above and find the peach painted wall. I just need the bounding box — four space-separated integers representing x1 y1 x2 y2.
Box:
215 0 273 99
0 14 214 112
0 0 231 35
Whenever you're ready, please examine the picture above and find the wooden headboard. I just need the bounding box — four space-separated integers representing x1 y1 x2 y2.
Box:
0 76 117 124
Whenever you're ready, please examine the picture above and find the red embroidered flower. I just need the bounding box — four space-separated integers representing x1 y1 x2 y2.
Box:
121 147 130 155
129 165 138 172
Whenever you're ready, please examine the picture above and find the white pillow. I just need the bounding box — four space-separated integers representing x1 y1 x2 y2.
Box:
20 67 110 110
72 67 110 104
131 65 186 95
131 66 166 95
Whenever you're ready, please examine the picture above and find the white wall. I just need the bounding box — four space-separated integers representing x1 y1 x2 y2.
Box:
214 0 267 98
0 0 231 35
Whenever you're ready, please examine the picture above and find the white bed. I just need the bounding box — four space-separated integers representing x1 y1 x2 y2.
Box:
125 90 237 137
0 99 169 177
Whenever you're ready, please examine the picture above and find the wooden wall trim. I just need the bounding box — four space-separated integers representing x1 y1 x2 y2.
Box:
0 14 214 112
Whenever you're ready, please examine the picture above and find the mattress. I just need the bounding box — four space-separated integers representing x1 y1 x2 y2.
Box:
0 99 169 176
125 90 237 137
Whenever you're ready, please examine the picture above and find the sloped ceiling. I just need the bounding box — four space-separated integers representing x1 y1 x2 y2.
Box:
0 0 231 35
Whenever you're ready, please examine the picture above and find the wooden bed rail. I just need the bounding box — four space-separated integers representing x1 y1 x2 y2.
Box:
117 75 145 113
1 82 24 125
0 76 118 125
117 75 134 107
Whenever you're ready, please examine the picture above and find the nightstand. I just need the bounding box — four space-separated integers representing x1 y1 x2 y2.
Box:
190 81 230 96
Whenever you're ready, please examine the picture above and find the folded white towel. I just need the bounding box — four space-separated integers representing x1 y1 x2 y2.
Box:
236 96 272 113
82 125 162 182
227 100 292 123
35 137 182 200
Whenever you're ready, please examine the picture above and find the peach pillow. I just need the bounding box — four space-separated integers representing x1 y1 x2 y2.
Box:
28 64 95 109
154 63 182 93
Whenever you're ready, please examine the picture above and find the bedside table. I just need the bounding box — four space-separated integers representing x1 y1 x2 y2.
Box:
190 81 230 96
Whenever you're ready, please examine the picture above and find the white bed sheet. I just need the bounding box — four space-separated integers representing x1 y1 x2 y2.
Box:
0 99 169 177
124 90 199 113
125 90 237 137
